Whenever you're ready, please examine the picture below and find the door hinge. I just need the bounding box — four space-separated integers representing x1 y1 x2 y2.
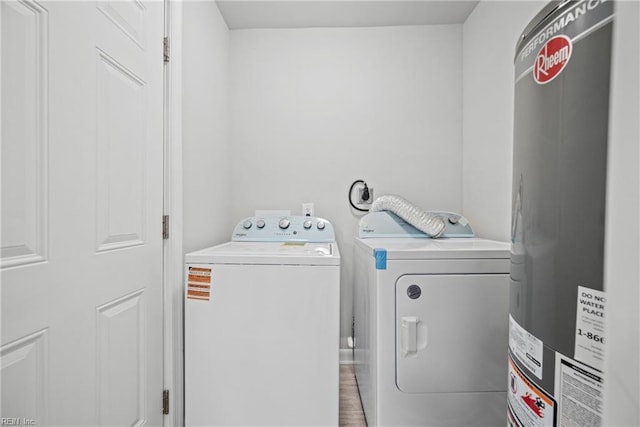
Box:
163 389 170 415
163 36 170 63
163 215 169 239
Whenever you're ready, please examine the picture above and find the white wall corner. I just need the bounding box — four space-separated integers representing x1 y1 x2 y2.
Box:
340 348 354 365
602 1 640 425
461 1 544 242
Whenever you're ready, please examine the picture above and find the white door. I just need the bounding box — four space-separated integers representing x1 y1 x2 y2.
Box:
395 274 509 393
1 1 165 425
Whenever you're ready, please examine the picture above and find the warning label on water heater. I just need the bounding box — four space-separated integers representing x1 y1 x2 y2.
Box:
509 315 544 379
574 286 606 371
554 353 604 427
507 355 556 427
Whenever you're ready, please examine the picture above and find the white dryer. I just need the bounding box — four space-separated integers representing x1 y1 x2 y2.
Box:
353 212 510 426
185 216 340 426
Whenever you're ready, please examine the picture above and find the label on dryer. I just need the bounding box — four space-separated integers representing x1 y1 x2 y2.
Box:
509 315 544 379
508 355 556 427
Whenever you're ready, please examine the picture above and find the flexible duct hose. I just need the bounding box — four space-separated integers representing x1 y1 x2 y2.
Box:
370 195 446 238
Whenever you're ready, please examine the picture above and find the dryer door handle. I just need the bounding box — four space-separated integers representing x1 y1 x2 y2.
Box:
400 316 419 357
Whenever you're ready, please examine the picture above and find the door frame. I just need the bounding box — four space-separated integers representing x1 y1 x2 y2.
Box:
163 0 184 425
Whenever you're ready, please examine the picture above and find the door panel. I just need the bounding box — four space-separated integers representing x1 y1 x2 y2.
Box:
96 290 146 426
1 0 49 268
396 274 509 393
0 329 49 421
1 1 164 425
96 49 146 252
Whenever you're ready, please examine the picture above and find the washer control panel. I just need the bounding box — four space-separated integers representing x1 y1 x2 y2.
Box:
232 216 336 242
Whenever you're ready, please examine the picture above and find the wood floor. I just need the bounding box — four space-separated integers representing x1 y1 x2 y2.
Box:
339 364 367 427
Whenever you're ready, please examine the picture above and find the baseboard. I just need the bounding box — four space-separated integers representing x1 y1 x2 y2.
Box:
340 348 354 364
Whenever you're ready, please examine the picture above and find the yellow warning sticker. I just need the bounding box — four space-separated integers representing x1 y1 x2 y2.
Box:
187 266 212 301
507 355 555 427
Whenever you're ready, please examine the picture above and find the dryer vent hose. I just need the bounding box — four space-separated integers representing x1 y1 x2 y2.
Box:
370 195 446 238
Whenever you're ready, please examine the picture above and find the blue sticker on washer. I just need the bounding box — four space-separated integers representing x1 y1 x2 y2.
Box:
374 248 387 270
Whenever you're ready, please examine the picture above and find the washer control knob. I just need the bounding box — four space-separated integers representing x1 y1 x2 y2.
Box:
242 220 252 229
448 216 459 225
278 218 291 230
317 221 326 230
303 220 312 229
256 219 266 229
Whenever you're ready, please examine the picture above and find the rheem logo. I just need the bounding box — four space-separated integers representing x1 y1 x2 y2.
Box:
533 35 572 84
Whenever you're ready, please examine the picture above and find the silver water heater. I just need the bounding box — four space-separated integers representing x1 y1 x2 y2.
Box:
508 1 613 426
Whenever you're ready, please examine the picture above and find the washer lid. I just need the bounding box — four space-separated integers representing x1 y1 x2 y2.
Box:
355 237 509 260
185 241 341 266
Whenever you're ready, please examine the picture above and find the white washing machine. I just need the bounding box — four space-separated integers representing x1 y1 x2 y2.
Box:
185 216 340 426
353 212 510 426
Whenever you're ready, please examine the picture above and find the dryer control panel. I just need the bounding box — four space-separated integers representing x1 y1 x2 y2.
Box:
232 216 336 242
358 211 474 238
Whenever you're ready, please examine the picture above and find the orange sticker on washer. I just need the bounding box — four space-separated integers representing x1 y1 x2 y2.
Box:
187 266 212 301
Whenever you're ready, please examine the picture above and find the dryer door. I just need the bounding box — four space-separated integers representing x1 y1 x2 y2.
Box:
396 274 509 393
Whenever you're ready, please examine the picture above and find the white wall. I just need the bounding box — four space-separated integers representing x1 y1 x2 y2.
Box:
182 1 232 254
230 25 463 345
603 0 640 424
462 1 544 241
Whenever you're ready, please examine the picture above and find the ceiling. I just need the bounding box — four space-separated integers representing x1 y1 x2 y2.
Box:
216 1 480 30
